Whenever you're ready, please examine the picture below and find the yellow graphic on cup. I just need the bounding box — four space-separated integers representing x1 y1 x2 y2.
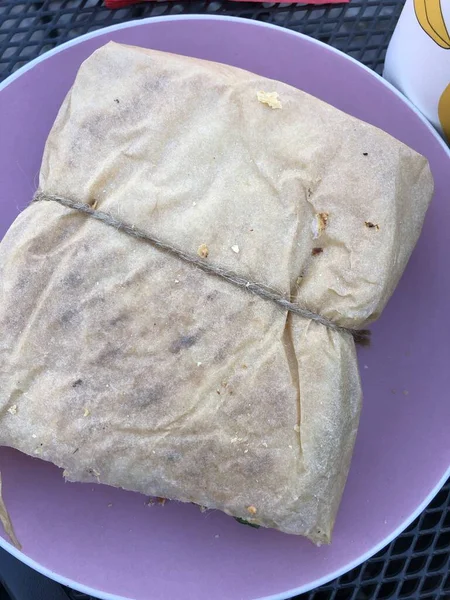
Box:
414 0 450 48
438 84 450 142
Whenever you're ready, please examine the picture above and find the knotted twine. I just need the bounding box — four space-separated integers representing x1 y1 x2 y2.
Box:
32 191 371 346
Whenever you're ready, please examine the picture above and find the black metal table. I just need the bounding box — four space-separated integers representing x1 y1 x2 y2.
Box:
0 2 449 599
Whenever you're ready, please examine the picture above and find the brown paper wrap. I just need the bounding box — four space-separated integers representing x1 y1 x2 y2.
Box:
0 43 433 543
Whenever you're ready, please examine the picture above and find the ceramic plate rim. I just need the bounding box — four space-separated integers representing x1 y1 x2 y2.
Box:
0 14 449 600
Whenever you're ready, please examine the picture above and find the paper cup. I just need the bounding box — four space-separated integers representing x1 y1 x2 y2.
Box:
384 0 450 143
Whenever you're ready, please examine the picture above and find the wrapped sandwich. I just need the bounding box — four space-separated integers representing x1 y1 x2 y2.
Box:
0 43 433 545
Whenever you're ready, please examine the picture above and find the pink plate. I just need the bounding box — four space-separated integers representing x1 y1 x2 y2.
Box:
0 15 449 600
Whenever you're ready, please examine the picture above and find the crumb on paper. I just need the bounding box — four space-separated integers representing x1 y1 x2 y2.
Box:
262 442 268 448
257 91 282 109
87 468 100 481
146 498 155 506
294 424 300 433
214 534 220 539
199 505 207 513
365 221 380 230
296 276 303 286
197 361 202 367
311 212 329 239
157 497 167 506
403 390 409 396
31 434 37 439
174 279 180 284
7 405 17 415
391 389 397 395
364 365 369 369
197 243 209 259
247 505 257 515
83 407 90 417
108 503 113 508
62 469 69 478
231 245 240 254
312 247 323 256
34 447 42 455
192 201 197 206
242 364 248 369
90 199 99 210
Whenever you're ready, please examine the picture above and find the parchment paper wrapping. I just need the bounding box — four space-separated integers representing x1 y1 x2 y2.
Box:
0 43 433 543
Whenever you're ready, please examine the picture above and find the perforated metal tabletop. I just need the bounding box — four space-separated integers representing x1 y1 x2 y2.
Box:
0 2 449 600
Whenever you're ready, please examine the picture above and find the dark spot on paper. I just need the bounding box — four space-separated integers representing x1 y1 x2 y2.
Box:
121 277 134 289
206 291 218 301
64 272 83 288
110 314 128 327
132 385 165 408
214 348 226 363
61 309 77 325
114 98 120 104
365 221 380 230
166 452 181 463
146 386 165 406
363 152 368 156
243 453 273 478
83 113 112 140
307 188 312 198
312 247 323 256
97 346 121 363
72 447 79 454
72 379 83 388
169 335 197 354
